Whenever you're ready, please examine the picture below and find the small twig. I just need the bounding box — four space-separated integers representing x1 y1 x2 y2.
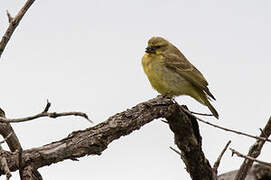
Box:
43 100 51 113
181 107 271 143
0 111 92 123
259 128 268 138
6 10 13 23
0 101 92 123
0 132 13 144
189 111 213 117
0 0 36 59
234 116 271 180
161 120 168 124
230 148 271 167
213 140 231 174
170 146 182 156
18 149 23 179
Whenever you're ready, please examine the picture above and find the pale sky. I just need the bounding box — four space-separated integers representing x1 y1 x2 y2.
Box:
0 0 271 179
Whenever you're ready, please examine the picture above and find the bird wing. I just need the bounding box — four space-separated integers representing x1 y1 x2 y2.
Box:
164 53 216 100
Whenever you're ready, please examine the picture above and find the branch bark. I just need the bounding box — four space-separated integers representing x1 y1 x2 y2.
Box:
0 100 91 123
218 164 271 180
0 96 214 180
0 0 36 59
234 116 271 180
166 105 216 180
0 108 42 180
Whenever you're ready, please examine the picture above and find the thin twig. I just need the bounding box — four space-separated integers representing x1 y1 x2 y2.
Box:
6 10 13 23
0 0 36 58
161 120 169 124
230 148 271 168
190 111 213 117
213 140 231 174
0 101 92 123
181 107 271 143
0 111 92 123
234 116 271 180
0 132 13 144
170 146 182 156
43 100 51 113
259 128 268 138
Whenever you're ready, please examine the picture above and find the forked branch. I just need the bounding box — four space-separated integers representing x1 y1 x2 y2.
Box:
0 0 36 58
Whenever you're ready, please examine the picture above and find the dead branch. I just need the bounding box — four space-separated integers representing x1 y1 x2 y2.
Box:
0 96 215 179
182 108 271 143
167 105 216 180
0 101 92 123
218 163 271 180
0 0 36 58
190 110 213 117
170 146 182 156
0 133 13 145
213 140 231 174
230 148 271 167
21 165 42 180
6 11 13 23
0 108 26 179
234 116 271 180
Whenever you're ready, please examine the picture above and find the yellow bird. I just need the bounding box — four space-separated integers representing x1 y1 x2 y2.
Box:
142 37 219 119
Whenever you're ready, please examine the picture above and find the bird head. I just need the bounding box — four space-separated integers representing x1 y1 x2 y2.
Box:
145 37 170 55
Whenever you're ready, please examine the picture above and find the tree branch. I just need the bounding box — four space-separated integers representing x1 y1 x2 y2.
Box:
0 101 91 123
167 105 216 180
218 164 271 180
0 96 215 180
0 108 26 179
0 0 36 59
230 148 271 167
0 96 173 175
182 108 271 143
213 140 231 174
234 116 271 180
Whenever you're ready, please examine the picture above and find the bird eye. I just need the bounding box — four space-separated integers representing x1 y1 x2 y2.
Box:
155 45 161 49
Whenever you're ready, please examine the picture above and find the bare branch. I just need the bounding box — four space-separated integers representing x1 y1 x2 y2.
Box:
169 146 182 156
234 116 271 180
213 140 231 174
0 132 13 144
0 96 215 180
21 165 42 180
42 100 51 113
161 120 168 124
181 107 271 143
6 10 13 23
218 164 271 180
230 148 271 167
0 0 36 58
0 111 91 123
189 110 213 117
0 108 25 178
0 101 92 123
0 96 174 175
167 105 215 180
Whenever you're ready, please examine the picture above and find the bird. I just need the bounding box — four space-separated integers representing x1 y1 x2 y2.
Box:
142 37 219 119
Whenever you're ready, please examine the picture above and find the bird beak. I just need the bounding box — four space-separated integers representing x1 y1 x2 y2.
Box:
145 46 156 53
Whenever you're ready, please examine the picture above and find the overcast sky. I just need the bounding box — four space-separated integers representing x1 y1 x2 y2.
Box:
1 0 271 179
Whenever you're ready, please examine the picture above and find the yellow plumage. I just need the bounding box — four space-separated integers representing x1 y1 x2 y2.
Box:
142 37 219 119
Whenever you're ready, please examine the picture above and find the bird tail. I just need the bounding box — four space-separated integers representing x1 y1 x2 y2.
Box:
205 100 219 119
